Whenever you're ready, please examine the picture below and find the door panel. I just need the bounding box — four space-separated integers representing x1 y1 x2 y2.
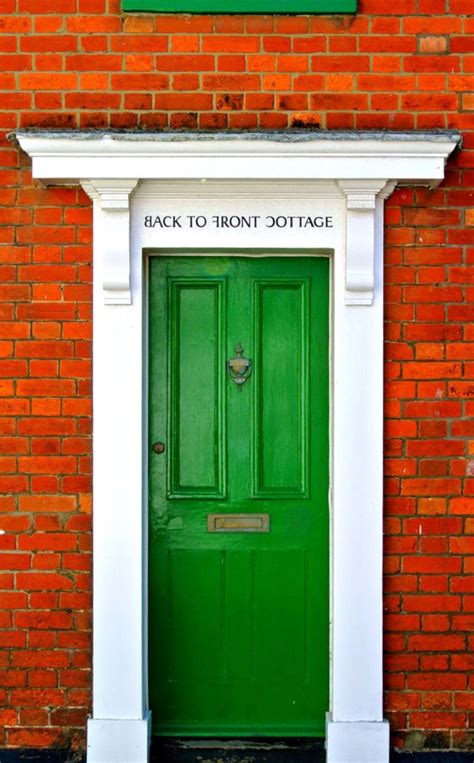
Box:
149 256 329 737
169 280 226 497
253 280 308 496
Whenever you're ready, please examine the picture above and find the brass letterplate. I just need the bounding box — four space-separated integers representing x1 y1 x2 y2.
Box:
207 513 270 533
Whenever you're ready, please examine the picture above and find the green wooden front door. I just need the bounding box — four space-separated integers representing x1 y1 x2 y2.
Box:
149 255 329 737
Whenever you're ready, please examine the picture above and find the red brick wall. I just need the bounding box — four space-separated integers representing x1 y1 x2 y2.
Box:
1 0 473 753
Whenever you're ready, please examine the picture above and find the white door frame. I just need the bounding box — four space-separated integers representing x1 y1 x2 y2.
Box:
17 130 460 763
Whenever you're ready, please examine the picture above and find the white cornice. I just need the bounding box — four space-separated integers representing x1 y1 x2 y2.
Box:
15 130 460 188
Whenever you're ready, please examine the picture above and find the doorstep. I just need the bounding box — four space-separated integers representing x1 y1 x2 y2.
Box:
151 737 325 762
0 745 473 762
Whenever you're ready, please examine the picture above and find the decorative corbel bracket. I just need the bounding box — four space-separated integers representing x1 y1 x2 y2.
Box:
81 179 138 305
338 180 396 306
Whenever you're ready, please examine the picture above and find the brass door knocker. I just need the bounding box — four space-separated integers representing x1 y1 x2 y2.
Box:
227 343 252 390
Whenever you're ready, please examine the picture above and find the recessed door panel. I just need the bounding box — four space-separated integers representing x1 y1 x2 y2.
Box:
253 280 308 497
149 256 329 737
169 280 226 498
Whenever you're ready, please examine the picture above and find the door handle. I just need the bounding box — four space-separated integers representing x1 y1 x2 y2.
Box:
152 442 166 454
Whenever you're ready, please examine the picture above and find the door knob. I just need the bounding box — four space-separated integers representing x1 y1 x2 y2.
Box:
152 442 166 454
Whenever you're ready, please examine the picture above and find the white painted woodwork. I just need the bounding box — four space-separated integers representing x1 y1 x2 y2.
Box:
16 130 459 763
337 179 396 305
81 180 138 304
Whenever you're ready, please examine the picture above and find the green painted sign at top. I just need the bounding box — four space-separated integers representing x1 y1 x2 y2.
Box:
123 0 356 13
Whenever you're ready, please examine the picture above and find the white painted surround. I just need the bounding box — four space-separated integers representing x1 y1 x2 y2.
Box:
17 131 459 763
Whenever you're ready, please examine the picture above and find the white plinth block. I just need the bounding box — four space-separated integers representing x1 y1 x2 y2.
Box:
87 714 151 763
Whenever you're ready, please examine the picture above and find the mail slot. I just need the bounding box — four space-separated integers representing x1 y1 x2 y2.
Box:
207 513 270 533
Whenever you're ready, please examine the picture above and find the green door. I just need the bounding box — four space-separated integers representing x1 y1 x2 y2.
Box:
149 255 329 737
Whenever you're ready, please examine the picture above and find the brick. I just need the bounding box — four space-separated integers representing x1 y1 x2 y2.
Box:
154 93 212 110
170 35 199 53
10 688 66 707
449 74 474 93
8 730 64 747
406 440 465 457
454 692 474 709
418 36 449 55
66 16 121 33
0 554 31 570
16 380 75 397
111 35 168 53
201 35 259 53
82 36 108 53
359 36 416 53
402 362 462 380
450 537 474 554
16 341 74 359
203 74 260 90
20 35 78 53
122 16 154 33
422 615 450 632
410 712 468 729
403 556 461 574
15 570 75 592
408 635 466 652
358 74 416 91
19 73 78 90
404 594 461 613
404 517 462 535
65 93 121 109
0 631 26 647
385 614 420 631
408 673 467 691
293 36 326 54
18 533 78 551
371 17 400 34
110 73 169 90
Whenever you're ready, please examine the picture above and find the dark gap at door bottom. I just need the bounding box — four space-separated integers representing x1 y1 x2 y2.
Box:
150 738 326 763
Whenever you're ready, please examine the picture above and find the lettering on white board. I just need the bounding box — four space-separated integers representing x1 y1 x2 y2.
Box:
144 214 334 230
